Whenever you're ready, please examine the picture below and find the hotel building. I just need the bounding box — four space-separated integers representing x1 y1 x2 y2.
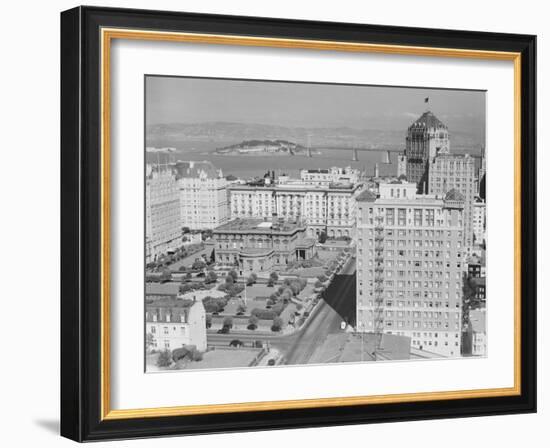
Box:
405 111 450 189
229 181 360 239
212 218 316 276
175 161 229 230
428 154 476 249
356 181 464 357
146 297 207 352
145 165 181 263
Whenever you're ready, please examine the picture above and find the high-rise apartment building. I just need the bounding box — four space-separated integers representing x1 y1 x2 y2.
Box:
428 154 476 249
405 111 450 189
229 180 359 239
356 181 465 357
145 165 181 263
175 161 229 230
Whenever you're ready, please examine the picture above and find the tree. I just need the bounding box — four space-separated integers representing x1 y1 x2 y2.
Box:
228 270 238 282
225 274 234 284
210 248 215 263
248 315 259 330
271 317 284 332
237 303 247 314
223 316 234 329
205 314 212 328
398 174 407 181
269 272 279 282
182 226 191 234
205 270 218 284
185 272 193 280
318 231 328 243
192 259 206 270
246 273 257 286
156 349 172 367
179 283 193 294
314 279 323 288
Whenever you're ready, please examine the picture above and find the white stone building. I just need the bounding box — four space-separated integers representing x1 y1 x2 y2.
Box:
145 165 181 263
146 298 207 352
229 180 359 238
175 161 229 230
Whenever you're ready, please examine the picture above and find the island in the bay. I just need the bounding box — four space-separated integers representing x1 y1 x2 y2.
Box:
215 139 318 156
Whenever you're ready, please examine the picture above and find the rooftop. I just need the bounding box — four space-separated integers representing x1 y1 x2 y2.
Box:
213 218 304 234
409 110 447 130
175 160 221 179
145 298 200 323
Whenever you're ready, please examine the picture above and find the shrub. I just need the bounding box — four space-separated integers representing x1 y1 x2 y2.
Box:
179 283 193 294
317 274 327 282
203 296 227 313
172 347 191 362
251 308 277 320
314 280 323 288
225 274 234 284
191 349 203 362
227 284 244 297
192 259 206 270
156 349 172 367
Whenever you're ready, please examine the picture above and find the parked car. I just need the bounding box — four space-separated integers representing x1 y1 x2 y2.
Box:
229 339 243 347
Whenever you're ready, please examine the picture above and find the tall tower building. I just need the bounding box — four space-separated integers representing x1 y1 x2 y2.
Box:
428 154 476 249
145 165 181 263
405 111 450 191
356 182 464 357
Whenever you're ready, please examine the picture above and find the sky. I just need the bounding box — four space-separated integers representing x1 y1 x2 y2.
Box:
146 76 486 135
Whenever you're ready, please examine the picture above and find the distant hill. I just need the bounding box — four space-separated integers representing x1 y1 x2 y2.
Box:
146 121 483 154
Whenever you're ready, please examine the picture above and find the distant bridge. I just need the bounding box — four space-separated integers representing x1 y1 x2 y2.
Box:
306 146 402 162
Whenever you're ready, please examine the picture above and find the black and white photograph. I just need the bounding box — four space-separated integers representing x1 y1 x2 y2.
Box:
144 76 487 372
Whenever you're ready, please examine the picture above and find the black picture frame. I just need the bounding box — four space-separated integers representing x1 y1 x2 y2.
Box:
61 5 536 442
